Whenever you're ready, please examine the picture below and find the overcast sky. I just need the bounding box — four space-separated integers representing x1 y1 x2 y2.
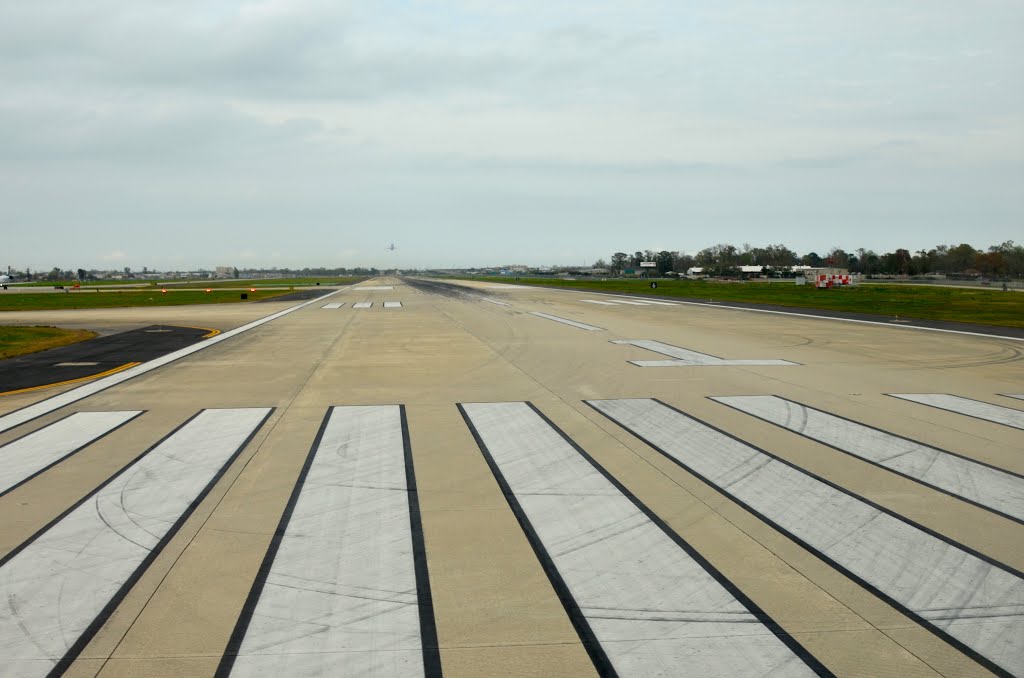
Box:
2 1 1021 271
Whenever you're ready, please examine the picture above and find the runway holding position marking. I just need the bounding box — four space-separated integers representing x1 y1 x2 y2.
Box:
219 406 440 678
0 410 143 496
459 401 829 678
321 303 344 309
587 398 1024 677
353 302 373 309
0 408 273 678
528 312 603 332
712 395 1024 523
888 393 1024 430
384 301 403 309
611 340 797 367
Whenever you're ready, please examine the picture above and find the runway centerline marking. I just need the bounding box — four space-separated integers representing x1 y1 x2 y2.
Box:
0 288 343 435
0 410 144 497
352 286 394 291
612 339 797 367
218 405 439 678
528 312 603 331
0 408 273 678
460 401 829 678
479 297 510 306
587 398 1024 678
888 394 1024 430
712 395 1024 523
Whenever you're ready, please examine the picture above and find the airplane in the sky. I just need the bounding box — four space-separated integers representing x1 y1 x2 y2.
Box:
386 243 397 252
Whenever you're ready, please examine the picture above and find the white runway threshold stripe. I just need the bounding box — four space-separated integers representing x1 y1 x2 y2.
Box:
458 401 830 678
321 303 344 309
353 301 373 309
587 398 1024 678
528 311 603 331
888 393 1024 430
384 301 403 308
712 396 1024 524
0 410 144 497
0 408 273 678
0 288 342 435
612 339 797 367
218 405 440 678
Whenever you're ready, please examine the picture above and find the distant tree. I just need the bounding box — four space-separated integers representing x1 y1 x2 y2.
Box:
123 266 131 277
632 251 643 267
801 252 823 267
672 252 696 273
46 267 62 280
77 268 87 281
592 258 608 270
610 252 629 273
655 250 674 274
233 267 240 279
947 243 977 272
826 248 850 270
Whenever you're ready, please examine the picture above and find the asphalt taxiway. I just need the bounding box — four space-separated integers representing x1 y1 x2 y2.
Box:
0 277 1021 678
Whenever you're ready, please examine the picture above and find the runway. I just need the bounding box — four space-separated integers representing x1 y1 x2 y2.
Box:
0 276 1020 677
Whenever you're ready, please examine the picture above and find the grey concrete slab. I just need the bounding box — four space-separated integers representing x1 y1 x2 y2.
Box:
588 398 1023 677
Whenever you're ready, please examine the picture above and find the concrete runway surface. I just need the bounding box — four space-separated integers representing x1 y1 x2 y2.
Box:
0 277 1021 678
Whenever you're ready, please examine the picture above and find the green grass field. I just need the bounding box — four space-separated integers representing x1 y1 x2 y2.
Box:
0 326 98 359
11 276 363 289
464 277 1024 329
0 288 296 312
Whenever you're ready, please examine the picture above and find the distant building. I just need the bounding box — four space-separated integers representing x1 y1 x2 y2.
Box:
215 266 234 279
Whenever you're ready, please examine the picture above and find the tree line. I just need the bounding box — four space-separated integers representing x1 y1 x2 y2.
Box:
593 241 1024 278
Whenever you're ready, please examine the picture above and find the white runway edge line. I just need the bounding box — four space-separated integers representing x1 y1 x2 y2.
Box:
353 302 373 309
516 284 1024 342
321 303 344 309
612 339 797 367
1004 394 1024 401
712 396 1024 524
0 289 342 436
587 398 1024 678
0 408 273 678
459 402 830 678
218 406 440 678
0 410 143 497
384 301 403 308
528 311 603 332
888 394 1024 431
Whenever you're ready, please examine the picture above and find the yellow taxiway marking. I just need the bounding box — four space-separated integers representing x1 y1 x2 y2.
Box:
0 362 142 397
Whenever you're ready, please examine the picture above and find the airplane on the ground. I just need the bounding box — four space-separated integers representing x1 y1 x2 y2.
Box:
0 274 10 284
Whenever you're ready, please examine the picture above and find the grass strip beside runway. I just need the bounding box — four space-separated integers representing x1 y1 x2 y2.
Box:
0 289 295 312
0 326 97 359
462 277 1024 329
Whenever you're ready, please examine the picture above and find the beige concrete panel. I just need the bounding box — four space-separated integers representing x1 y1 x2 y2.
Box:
408 404 597 678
